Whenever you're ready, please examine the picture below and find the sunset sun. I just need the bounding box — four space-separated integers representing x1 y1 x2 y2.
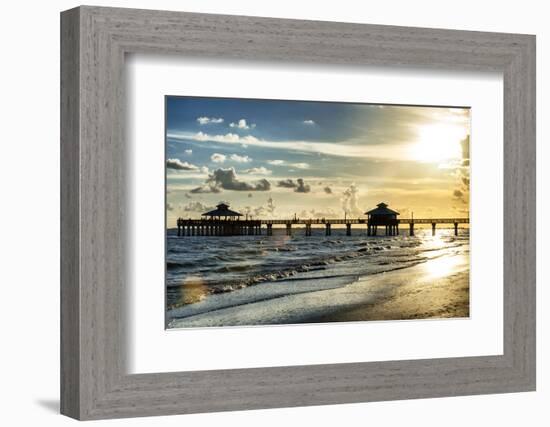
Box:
410 124 465 163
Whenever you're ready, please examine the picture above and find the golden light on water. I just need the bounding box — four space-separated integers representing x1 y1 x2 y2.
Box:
423 255 460 279
180 275 207 305
418 234 462 279
409 124 464 163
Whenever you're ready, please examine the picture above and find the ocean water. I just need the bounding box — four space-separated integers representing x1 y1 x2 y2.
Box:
166 227 469 326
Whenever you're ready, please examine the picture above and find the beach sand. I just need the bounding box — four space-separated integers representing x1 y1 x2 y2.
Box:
311 264 469 323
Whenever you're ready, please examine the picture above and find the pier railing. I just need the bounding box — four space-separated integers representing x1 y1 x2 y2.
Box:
176 217 469 237
258 218 469 225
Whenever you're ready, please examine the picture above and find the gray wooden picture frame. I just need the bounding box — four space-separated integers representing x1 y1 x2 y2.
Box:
60 5 536 420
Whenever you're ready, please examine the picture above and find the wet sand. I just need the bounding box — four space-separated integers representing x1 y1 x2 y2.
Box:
311 254 470 323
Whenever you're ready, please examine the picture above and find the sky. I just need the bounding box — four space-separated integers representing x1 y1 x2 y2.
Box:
165 96 470 227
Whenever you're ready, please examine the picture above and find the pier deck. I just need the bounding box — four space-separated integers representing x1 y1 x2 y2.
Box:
176 218 469 237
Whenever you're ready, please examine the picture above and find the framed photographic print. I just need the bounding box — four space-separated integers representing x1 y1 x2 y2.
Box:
61 6 536 420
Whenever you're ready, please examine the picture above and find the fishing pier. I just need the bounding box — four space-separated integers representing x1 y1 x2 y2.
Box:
176 202 469 237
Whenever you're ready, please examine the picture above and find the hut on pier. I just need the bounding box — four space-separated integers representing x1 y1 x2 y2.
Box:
201 203 242 220
365 202 400 236
174 202 261 237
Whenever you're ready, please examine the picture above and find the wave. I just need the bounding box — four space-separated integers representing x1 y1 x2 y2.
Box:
166 231 470 308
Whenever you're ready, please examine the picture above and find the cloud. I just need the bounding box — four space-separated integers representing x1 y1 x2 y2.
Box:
241 205 265 218
303 119 316 125
199 167 271 192
229 119 255 130
453 188 468 204
276 178 310 193
184 149 193 154
193 131 259 145
453 135 470 204
166 158 199 171
323 186 333 194
230 154 251 163
210 153 226 163
294 178 311 193
168 131 409 160
197 116 224 125
276 179 296 188
189 184 221 194
239 197 276 218
179 201 215 213
301 208 337 218
460 135 470 160
341 184 361 216
266 197 276 214
243 166 272 175
267 159 309 169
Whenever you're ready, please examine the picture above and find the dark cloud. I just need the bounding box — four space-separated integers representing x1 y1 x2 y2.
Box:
191 168 271 193
294 178 311 193
189 184 221 194
166 158 199 171
453 188 467 204
277 179 296 188
276 178 310 193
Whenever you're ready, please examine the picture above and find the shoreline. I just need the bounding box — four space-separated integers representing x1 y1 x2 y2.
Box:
168 250 469 328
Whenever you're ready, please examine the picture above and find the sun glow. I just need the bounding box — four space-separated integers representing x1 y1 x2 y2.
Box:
423 254 461 279
409 124 465 163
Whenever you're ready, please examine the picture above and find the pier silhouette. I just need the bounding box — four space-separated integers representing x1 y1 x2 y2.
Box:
175 202 469 237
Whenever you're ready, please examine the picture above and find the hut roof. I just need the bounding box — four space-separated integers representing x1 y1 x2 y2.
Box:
202 203 242 217
365 202 400 216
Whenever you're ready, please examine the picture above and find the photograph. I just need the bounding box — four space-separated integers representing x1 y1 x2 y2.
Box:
165 96 471 328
